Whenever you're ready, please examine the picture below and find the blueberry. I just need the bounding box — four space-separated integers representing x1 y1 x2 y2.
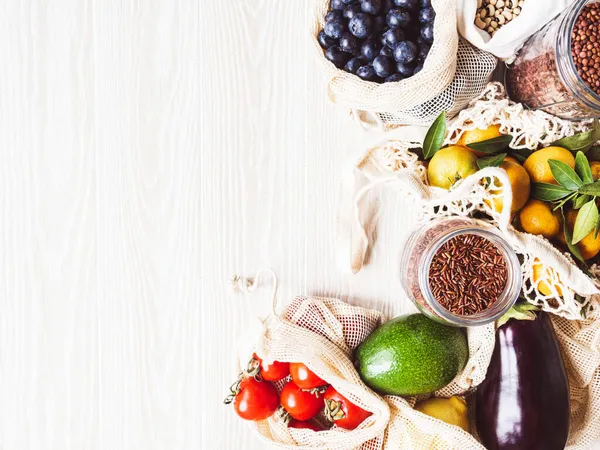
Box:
418 42 431 59
325 10 344 22
380 45 394 58
419 7 435 23
420 0 431 6
382 28 405 47
349 13 373 38
318 30 338 49
387 9 411 28
413 63 424 74
325 46 352 68
392 0 418 8
345 57 367 74
393 40 418 63
340 32 361 54
343 4 362 19
373 55 394 77
356 65 378 81
396 61 416 76
385 73 405 82
331 0 346 10
421 23 434 42
341 0 357 4
360 39 381 61
416 34 428 45
324 17 348 39
361 0 382 15
373 15 386 34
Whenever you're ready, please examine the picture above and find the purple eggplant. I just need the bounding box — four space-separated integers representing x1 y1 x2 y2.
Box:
475 311 570 450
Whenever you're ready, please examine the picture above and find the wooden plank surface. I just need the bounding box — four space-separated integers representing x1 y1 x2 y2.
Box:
0 1 420 448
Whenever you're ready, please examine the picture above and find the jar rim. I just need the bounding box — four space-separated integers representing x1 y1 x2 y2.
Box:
557 0 600 109
418 226 522 327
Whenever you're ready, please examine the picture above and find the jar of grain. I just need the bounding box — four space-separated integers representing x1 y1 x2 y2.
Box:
505 0 600 119
399 217 522 327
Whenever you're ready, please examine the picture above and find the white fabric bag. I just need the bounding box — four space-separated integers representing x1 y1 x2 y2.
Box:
457 0 570 60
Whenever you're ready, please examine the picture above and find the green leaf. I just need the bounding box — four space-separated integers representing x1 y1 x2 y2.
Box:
548 159 583 190
572 199 599 244
595 217 600 239
573 194 592 209
552 192 578 211
422 111 447 160
510 148 533 164
467 135 513 154
553 119 600 153
578 180 600 196
496 302 539 328
561 208 586 263
477 153 507 169
575 151 594 184
531 182 573 201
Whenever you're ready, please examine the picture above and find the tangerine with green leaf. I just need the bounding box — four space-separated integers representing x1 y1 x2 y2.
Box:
427 146 478 190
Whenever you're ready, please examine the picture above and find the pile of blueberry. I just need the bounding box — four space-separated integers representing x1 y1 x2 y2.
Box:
318 0 435 83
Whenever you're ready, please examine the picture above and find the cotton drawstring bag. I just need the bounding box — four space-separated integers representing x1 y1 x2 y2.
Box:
335 82 600 448
312 0 497 129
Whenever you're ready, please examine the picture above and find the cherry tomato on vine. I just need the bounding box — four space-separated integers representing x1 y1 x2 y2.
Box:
280 381 324 421
253 353 290 381
289 362 327 390
288 418 325 431
230 378 279 421
324 386 372 430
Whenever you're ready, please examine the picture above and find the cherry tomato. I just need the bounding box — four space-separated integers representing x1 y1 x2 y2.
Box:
233 378 279 421
288 418 325 431
289 362 327 390
253 354 290 381
324 386 372 430
280 381 324 421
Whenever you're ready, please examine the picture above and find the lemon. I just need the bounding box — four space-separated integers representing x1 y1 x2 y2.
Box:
564 210 600 260
519 199 561 239
590 161 600 181
456 125 503 157
523 146 575 184
487 157 531 213
414 396 470 432
532 258 564 297
427 146 478 190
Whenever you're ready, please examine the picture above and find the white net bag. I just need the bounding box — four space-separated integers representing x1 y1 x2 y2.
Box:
311 0 498 129
335 83 600 448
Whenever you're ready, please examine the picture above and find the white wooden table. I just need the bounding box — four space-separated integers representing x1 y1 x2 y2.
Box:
1 1 422 449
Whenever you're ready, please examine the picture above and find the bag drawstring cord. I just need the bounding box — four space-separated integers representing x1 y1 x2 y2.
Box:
231 268 280 318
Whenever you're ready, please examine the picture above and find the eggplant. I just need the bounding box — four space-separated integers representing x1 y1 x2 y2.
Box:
475 311 570 450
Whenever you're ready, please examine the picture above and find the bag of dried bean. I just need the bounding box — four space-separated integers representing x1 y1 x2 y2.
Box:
457 0 570 59
336 82 600 448
312 0 497 129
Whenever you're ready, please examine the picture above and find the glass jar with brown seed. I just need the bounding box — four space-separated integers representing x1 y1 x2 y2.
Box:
506 0 600 119
399 217 522 327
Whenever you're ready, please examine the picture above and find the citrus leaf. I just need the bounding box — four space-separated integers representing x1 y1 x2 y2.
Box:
510 148 533 164
575 151 593 184
561 208 586 263
595 217 600 239
531 182 573 201
422 111 446 160
573 194 592 210
578 180 600 196
477 153 507 169
552 119 600 153
548 159 583 190
572 199 599 244
467 135 513 154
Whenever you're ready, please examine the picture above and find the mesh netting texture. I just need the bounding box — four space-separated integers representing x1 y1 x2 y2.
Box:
311 0 497 129
338 83 600 448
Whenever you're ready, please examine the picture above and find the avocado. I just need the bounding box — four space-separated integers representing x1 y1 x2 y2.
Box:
355 314 469 396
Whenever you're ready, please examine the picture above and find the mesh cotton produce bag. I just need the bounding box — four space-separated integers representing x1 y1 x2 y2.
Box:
311 0 497 128
231 272 389 449
335 82 600 448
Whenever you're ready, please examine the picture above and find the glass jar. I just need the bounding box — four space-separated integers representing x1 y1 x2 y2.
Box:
399 217 522 327
505 0 600 120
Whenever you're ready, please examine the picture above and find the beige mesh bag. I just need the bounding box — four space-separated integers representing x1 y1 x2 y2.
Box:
335 82 600 448
311 0 497 129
